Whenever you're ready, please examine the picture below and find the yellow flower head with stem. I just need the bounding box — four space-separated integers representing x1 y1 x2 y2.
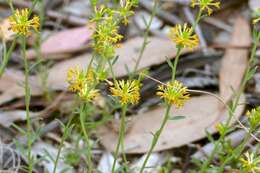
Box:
78 83 99 102
157 80 190 108
110 80 141 105
169 23 199 49
67 66 95 92
118 0 138 25
246 106 260 129
67 66 99 102
8 8 39 36
191 0 221 15
239 152 260 173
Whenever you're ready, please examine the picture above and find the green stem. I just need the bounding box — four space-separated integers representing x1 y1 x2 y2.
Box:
22 36 33 173
0 40 17 77
217 132 252 173
192 9 203 32
53 117 74 173
171 47 182 81
120 105 128 167
138 33 182 173
131 0 158 78
139 105 171 173
111 104 128 173
80 103 93 173
199 30 260 173
108 59 117 82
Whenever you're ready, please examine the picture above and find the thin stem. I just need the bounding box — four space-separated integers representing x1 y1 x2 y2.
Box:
53 117 74 173
80 103 93 173
108 59 117 82
111 104 127 173
171 47 182 81
192 9 203 33
120 105 128 166
0 39 17 77
131 0 158 77
22 36 33 173
139 105 171 173
138 28 182 173
217 132 252 173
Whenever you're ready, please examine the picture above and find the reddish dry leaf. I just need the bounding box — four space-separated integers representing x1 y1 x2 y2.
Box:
219 17 251 103
26 26 94 59
97 16 250 153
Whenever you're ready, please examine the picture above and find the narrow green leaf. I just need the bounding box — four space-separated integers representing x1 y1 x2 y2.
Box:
169 115 186 121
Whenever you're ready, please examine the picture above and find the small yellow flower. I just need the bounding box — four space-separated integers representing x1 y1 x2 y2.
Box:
92 18 123 59
67 66 95 92
78 83 99 102
191 0 221 15
67 66 85 92
240 152 260 173
169 24 199 49
67 66 99 102
8 8 39 36
246 107 260 129
110 80 141 105
157 80 189 108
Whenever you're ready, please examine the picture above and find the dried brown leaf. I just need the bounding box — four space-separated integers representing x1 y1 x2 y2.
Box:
26 26 94 59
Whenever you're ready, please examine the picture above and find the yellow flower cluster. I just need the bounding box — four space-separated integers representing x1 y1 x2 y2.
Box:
67 66 99 102
157 80 189 108
78 83 100 102
191 0 221 15
92 13 123 59
91 0 137 59
118 0 138 25
8 8 39 36
240 152 260 173
169 24 199 49
110 80 141 105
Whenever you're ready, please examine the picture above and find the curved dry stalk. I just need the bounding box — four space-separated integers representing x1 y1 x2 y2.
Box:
142 74 260 142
